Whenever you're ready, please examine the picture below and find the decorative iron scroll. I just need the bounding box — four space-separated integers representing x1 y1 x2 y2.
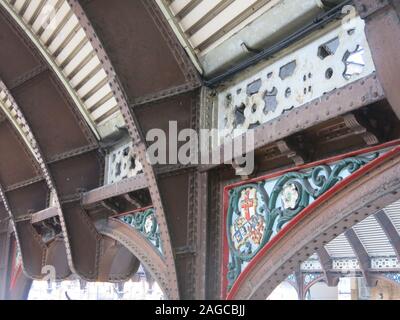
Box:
118 208 162 254
224 151 382 293
216 17 375 145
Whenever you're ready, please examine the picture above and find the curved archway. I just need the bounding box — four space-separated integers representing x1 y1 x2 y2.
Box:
305 280 338 300
97 235 140 283
266 281 299 300
229 146 400 299
0 0 181 294
66 1 180 296
0 0 204 298
95 218 176 299
0 79 73 280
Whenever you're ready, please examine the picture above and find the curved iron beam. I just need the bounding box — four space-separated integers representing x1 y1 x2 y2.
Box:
345 228 377 287
0 8 110 281
97 235 140 283
0 0 100 139
354 0 400 121
95 218 175 299
0 113 49 280
0 180 46 280
68 0 179 297
229 146 400 299
108 245 141 283
0 79 73 280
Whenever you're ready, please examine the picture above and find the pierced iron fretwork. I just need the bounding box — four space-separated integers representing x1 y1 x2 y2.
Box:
225 151 380 292
118 208 162 254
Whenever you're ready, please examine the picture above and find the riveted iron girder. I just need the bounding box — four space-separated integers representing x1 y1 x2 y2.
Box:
200 74 385 172
0 8 107 282
69 0 185 298
0 79 73 281
230 146 400 299
354 0 400 120
0 119 48 279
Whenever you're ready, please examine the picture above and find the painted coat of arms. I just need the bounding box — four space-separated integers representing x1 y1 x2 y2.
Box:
230 187 266 256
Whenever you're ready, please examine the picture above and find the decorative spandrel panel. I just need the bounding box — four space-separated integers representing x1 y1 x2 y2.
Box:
216 16 375 146
105 141 143 184
118 208 162 255
222 143 400 298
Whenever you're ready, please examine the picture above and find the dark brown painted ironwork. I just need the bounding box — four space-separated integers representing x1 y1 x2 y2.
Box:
0 79 73 280
132 90 202 298
229 149 400 299
65 0 210 299
82 175 148 206
4 176 45 193
0 119 48 279
1 0 400 301
30 207 59 224
78 0 200 103
108 245 141 283
205 171 224 299
97 236 140 283
193 172 208 299
0 5 104 283
45 238 70 280
9 64 48 91
200 73 385 171
0 218 11 300
95 218 173 298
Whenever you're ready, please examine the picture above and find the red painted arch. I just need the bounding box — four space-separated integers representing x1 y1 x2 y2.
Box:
222 139 400 299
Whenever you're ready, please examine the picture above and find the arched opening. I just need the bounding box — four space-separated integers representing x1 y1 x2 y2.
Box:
266 281 299 300
305 280 339 300
27 265 164 300
249 193 400 300
226 145 400 299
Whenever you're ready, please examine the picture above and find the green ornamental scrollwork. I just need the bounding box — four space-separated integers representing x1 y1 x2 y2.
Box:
119 208 162 253
226 153 379 290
